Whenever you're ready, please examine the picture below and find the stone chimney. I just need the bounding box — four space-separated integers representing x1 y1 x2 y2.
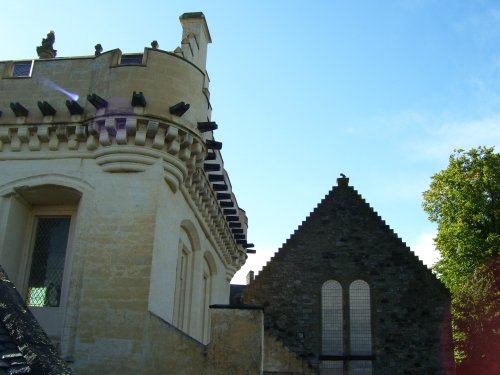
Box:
246 271 255 285
179 12 212 71
337 174 349 187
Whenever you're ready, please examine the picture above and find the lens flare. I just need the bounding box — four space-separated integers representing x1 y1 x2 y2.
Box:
41 78 79 101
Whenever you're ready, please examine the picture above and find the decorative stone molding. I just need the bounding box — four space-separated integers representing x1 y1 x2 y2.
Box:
0 115 246 270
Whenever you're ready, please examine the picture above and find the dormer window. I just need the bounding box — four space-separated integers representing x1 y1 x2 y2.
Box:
12 61 33 77
120 54 143 65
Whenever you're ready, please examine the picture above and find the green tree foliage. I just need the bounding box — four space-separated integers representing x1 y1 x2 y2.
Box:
423 147 500 371
423 147 500 292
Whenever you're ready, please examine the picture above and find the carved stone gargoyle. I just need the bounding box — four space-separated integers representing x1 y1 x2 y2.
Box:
36 31 57 59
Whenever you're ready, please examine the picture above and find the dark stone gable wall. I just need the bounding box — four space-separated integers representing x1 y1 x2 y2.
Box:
244 178 455 375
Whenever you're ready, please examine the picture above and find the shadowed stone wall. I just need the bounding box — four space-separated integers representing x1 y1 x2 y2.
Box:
244 177 455 375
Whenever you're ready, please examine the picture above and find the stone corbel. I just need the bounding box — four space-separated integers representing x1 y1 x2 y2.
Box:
99 124 111 146
17 127 29 143
104 118 116 137
116 126 127 145
0 128 12 144
56 125 68 141
75 124 87 141
10 131 21 151
166 126 180 155
125 118 137 136
37 125 50 142
88 121 100 136
86 134 98 150
116 117 128 145
28 129 41 151
48 129 59 151
152 127 166 149
146 120 159 138
68 134 79 150
179 133 193 161
135 123 147 146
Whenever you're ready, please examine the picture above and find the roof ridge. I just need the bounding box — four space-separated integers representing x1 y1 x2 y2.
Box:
251 180 447 289
252 187 336 282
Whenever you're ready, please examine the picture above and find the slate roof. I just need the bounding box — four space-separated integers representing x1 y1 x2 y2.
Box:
0 321 30 374
0 266 73 375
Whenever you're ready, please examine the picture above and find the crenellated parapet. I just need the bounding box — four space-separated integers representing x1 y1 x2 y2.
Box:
0 114 247 269
0 12 251 272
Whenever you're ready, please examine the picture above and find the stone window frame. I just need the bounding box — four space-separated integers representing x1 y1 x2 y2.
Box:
201 254 214 343
173 229 193 332
320 279 374 375
119 53 144 65
322 280 343 356
19 206 77 331
0 177 90 354
23 213 72 308
1 60 34 79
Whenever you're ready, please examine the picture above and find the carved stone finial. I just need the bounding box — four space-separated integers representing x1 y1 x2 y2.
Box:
337 173 349 187
151 40 159 49
36 31 57 59
95 44 103 56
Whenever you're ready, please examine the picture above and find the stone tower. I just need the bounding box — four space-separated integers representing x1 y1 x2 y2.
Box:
0 12 254 374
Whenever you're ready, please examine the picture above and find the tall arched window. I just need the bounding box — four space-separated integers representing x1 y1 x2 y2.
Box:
0 182 83 341
321 280 343 375
173 228 193 331
322 280 343 355
349 280 372 375
349 280 372 355
201 255 214 343
321 279 373 375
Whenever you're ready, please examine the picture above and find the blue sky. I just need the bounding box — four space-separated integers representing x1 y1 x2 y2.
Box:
2 1 499 284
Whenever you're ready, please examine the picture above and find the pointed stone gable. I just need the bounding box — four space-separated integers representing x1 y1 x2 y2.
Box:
244 177 455 375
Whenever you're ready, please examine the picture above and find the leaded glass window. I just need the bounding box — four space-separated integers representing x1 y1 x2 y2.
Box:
350 360 373 375
12 61 33 77
26 217 70 307
320 360 343 375
349 280 372 355
322 280 343 356
120 54 143 65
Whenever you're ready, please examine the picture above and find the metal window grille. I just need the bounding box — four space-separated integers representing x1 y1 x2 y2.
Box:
350 360 373 375
120 54 143 65
322 280 343 355
26 217 70 307
349 280 372 355
320 360 343 375
12 61 32 77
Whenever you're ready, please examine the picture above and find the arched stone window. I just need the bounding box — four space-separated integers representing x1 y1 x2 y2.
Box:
349 280 372 354
322 280 343 355
321 280 343 375
173 227 193 331
201 253 216 343
0 181 84 341
320 279 373 375
349 280 373 375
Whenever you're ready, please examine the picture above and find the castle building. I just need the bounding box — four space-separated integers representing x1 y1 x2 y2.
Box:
0 11 454 375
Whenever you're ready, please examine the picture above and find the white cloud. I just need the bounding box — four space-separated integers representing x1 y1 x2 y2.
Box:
410 231 441 268
409 116 500 161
